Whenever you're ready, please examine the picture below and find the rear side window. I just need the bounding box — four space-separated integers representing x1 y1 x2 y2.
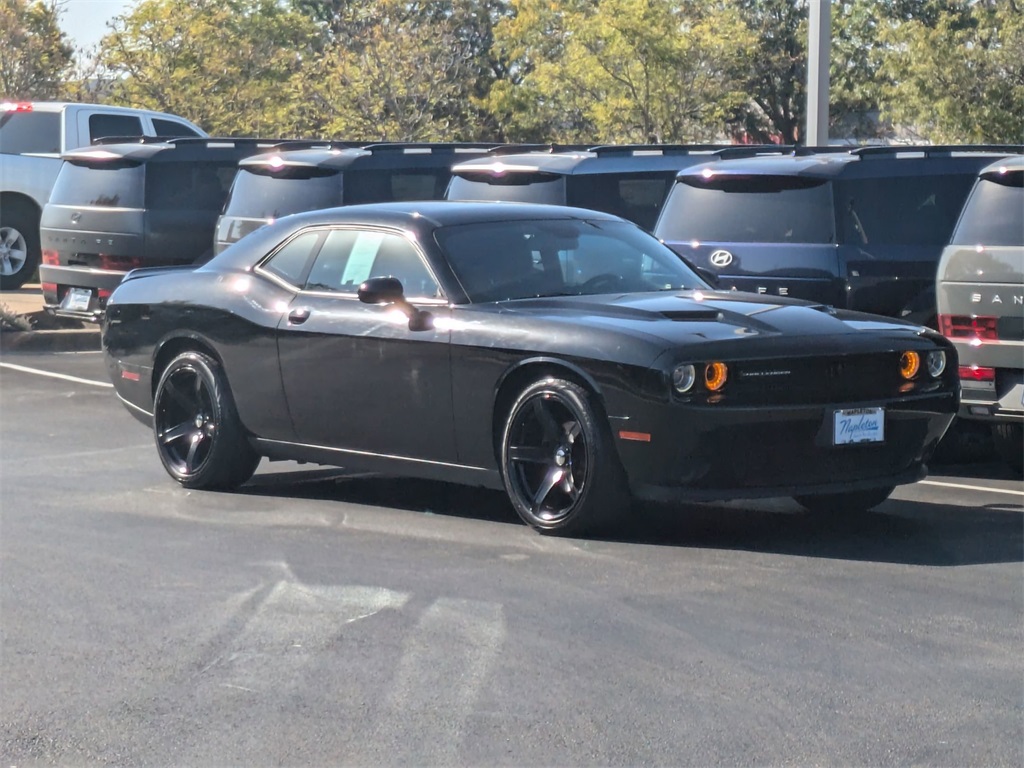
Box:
951 171 1024 247
89 114 144 141
144 162 237 211
447 172 566 205
0 111 61 154
261 230 324 286
835 174 977 246
223 170 342 218
152 118 202 138
568 173 674 230
343 169 448 204
48 161 145 207
657 176 836 244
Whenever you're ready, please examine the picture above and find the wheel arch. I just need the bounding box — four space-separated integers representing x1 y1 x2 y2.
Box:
151 333 224 397
0 191 42 219
491 357 606 464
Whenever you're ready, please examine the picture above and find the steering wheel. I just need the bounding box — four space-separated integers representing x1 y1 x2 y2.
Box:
578 273 627 293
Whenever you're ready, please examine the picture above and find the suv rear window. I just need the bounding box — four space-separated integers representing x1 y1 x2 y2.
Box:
145 163 237 211
658 176 836 244
951 170 1024 247
447 172 566 205
48 161 145 208
834 175 976 246
224 169 342 218
0 111 61 154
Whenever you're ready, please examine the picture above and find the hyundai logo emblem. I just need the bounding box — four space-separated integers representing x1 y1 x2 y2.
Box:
709 249 734 268
70 212 82 224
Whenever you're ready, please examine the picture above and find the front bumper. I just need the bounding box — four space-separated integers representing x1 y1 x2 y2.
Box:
615 391 957 502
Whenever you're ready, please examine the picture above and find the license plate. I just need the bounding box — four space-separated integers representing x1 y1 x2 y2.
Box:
833 407 885 445
62 287 92 312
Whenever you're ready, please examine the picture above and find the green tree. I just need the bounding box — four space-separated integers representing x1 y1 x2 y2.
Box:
0 0 74 99
96 0 321 135
488 0 755 144
880 0 1024 143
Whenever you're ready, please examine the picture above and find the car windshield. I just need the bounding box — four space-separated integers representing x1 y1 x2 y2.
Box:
436 217 708 303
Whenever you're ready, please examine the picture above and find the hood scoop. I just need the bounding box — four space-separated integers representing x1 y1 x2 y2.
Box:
660 309 722 322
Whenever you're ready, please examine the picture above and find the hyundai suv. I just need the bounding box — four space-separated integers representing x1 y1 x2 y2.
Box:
654 145 1022 326
39 137 287 320
214 142 500 255
937 156 1024 474
445 145 785 231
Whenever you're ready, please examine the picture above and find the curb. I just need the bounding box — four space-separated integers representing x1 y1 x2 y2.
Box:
0 328 102 353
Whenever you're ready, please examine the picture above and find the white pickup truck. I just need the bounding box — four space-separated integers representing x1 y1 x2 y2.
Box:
0 101 206 289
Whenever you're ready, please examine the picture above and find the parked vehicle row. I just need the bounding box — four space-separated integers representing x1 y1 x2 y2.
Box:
0 100 205 290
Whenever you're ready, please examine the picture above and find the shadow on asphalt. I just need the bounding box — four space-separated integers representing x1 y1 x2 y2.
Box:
240 467 1023 568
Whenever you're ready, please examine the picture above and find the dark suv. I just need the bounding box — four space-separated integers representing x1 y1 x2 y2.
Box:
39 137 287 320
445 145 787 231
214 143 499 255
936 156 1024 473
654 145 1022 325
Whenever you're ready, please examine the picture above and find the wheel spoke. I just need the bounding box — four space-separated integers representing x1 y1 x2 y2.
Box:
563 420 581 443
532 398 560 443
508 444 550 464
560 473 580 501
184 433 204 474
163 376 195 412
159 420 194 445
532 467 565 511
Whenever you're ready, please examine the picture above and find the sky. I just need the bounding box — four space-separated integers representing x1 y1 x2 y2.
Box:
59 0 136 52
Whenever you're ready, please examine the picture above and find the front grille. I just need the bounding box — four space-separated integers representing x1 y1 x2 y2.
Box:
727 353 903 405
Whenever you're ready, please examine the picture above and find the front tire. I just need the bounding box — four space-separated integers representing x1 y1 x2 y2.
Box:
0 200 41 290
153 351 260 489
793 485 895 514
500 378 628 536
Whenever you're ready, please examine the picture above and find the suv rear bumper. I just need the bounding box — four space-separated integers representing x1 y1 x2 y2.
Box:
39 264 128 321
960 371 1024 424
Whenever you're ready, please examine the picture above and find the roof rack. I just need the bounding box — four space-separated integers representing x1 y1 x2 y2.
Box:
486 143 595 155
91 135 297 149
792 145 859 156
588 143 733 156
359 142 503 154
266 139 368 151
711 145 794 160
851 144 1024 159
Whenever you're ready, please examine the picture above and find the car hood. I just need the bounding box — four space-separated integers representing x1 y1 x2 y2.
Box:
485 290 931 360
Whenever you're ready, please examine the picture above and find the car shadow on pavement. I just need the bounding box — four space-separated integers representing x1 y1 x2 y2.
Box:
240 468 1023 568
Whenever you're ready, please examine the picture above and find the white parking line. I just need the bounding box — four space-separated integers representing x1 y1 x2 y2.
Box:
0 361 113 388
920 479 1024 497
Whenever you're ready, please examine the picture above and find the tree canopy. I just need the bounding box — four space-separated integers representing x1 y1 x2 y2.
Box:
22 0 1021 145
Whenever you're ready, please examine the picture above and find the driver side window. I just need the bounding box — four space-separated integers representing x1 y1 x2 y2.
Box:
303 229 441 298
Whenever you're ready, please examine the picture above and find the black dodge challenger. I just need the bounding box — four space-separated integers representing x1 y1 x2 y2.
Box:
102 201 958 535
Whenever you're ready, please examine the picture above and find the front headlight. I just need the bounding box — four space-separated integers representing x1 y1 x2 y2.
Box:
926 350 946 378
704 361 729 391
672 364 696 393
899 351 921 380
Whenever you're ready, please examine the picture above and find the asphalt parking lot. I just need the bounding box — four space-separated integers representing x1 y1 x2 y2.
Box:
1 348 1022 766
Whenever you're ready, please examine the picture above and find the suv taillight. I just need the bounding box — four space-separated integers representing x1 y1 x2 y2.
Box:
959 365 996 382
938 314 998 341
1 101 32 112
41 249 60 265
97 254 143 271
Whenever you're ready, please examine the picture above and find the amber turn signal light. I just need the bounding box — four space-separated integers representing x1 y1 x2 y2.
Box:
899 351 921 380
704 362 728 391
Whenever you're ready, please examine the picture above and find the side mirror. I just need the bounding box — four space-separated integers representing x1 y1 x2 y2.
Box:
358 276 405 305
357 276 434 332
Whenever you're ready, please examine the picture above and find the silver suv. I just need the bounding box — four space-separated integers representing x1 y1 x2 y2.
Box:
936 156 1023 474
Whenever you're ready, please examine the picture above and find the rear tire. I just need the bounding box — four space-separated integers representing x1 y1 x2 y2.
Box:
153 351 260 489
793 485 895 514
500 378 629 536
0 200 41 290
991 423 1023 476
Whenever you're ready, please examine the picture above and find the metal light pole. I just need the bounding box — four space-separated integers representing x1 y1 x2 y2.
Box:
806 0 831 146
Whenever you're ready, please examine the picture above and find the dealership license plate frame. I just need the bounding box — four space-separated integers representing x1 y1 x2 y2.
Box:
62 287 92 312
833 407 885 446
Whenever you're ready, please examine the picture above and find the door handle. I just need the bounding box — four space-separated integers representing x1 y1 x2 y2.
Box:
288 307 311 325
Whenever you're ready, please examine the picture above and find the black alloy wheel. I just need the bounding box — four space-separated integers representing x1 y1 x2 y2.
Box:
793 485 895 514
153 351 260 489
500 378 628 535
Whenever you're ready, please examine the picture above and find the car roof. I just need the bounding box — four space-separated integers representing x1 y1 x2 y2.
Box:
677 145 1024 180
239 143 502 172
450 144 779 176
978 155 1024 174
61 137 289 164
